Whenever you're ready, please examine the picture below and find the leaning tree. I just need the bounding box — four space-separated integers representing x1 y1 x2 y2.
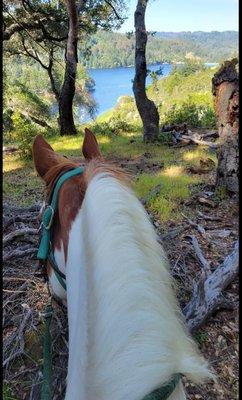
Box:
133 0 159 143
212 58 239 195
3 0 126 135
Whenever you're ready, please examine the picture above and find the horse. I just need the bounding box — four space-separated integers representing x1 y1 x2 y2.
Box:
32 129 213 400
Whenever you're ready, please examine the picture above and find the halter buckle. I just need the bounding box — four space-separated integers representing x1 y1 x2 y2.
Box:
42 206 55 230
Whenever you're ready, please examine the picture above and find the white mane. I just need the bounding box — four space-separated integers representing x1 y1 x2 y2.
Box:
64 172 212 400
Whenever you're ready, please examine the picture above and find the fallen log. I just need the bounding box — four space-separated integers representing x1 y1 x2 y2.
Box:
3 203 41 213
183 240 239 332
197 211 222 221
177 134 217 149
3 213 39 231
3 247 38 262
201 131 219 139
3 228 38 246
3 145 19 153
189 235 211 275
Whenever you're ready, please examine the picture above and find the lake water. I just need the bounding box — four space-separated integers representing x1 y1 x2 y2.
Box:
62 62 217 123
86 63 173 120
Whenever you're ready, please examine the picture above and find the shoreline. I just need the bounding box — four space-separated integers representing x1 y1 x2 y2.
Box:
87 61 219 71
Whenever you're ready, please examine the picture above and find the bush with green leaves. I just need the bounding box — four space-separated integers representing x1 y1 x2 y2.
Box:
3 108 14 142
12 112 38 159
147 64 218 129
89 112 137 137
163 100 216 128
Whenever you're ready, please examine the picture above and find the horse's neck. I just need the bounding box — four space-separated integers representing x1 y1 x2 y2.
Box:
64 173 210 400
65 173 172 400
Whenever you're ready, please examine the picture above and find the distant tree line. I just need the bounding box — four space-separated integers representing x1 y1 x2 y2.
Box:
81 30 238 69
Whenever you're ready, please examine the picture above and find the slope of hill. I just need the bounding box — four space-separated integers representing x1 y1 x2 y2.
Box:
155 31 238 62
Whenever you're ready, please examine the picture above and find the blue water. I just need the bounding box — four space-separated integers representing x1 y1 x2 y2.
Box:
87 63 173 119
68 62 218 122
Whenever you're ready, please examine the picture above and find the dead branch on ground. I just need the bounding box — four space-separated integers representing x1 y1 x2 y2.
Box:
183 240 238 332
3 228 38 245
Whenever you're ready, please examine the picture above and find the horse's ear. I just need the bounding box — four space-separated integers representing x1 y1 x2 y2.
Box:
82 128 102 160
32 134 59 179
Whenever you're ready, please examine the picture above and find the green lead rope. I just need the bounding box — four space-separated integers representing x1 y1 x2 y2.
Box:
142 373 182 400
41 302 53 400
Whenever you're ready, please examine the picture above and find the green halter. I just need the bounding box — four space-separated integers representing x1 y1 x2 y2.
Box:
37 165 182 400
37 166 85 289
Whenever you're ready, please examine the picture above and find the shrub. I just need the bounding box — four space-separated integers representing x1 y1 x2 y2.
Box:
89 114 136 137
3 108 14 142
12 112 37 159
163 100 216 128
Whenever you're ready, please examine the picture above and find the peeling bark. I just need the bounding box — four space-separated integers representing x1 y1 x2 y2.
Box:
212 59 239 195
133 0 159 142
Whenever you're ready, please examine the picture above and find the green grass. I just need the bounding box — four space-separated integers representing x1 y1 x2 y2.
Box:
3 129 214 220
133 166 201 222
47 130 180 162
3 153 44 207
3 384 19 400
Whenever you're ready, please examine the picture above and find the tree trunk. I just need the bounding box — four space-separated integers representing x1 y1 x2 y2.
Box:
133 0 159 143
59 0 80 136
212 59 239 195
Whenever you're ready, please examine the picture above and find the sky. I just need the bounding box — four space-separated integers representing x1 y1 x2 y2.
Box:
117 0 239 33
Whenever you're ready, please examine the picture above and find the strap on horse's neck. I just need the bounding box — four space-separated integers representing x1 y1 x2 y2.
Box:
37 167 84 288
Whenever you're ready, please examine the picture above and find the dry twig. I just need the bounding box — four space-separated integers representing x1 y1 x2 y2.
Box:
3 304 33 368
188 235 211 275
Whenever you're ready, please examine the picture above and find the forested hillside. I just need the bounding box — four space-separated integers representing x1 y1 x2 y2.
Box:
81 30 238 68
156 31 238 62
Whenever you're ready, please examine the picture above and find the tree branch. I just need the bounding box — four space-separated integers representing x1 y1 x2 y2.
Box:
3 228 38 246
104 0 122 20
20 36 49 70
3 20 40 41
183 240 239 332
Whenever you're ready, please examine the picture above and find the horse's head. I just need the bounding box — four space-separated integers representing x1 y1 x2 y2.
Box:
32 128 104 296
